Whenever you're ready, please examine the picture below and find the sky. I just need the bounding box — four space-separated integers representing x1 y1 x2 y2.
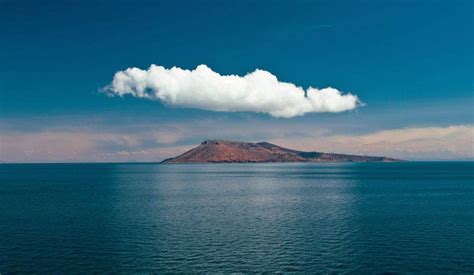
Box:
0 0 473 162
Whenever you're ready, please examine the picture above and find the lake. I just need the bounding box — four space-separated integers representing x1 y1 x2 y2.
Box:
0 162 473 272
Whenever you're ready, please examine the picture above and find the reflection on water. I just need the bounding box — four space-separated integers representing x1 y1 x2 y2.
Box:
0 162 473 272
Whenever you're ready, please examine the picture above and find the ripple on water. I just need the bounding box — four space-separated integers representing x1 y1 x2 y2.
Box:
0 162 473 272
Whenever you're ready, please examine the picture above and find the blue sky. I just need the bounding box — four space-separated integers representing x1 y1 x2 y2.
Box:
0 0 473 162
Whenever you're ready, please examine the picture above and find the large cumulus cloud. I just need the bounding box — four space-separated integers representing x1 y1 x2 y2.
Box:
104 64 361 118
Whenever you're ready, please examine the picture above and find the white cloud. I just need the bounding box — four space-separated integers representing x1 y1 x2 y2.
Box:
104 64 360 118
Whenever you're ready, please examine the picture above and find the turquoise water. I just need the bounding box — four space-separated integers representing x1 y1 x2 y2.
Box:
0 162 473 273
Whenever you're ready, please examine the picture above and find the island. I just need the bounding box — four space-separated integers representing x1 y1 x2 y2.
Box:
162 139 401 163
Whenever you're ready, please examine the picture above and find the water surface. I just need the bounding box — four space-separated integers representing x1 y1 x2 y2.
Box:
0 162 473 272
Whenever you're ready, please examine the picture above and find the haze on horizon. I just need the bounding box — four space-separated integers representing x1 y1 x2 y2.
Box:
0 0 473 162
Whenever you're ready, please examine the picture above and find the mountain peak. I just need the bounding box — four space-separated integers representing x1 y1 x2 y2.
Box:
163 140 400 163
201 139 220 145
201 139 231 145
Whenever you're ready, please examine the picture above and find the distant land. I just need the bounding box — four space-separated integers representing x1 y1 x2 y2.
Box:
162 139 401 163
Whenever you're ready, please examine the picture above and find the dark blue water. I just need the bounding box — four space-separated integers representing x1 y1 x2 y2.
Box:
0 162 473 273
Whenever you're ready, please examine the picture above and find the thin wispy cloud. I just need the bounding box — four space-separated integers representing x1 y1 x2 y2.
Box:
104 64 361 118
272 125 474 160
1 122 472 162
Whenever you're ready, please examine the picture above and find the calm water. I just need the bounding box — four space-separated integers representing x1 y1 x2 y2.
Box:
0 162 473 273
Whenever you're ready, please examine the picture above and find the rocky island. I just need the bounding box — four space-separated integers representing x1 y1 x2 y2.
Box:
162 139 400 163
